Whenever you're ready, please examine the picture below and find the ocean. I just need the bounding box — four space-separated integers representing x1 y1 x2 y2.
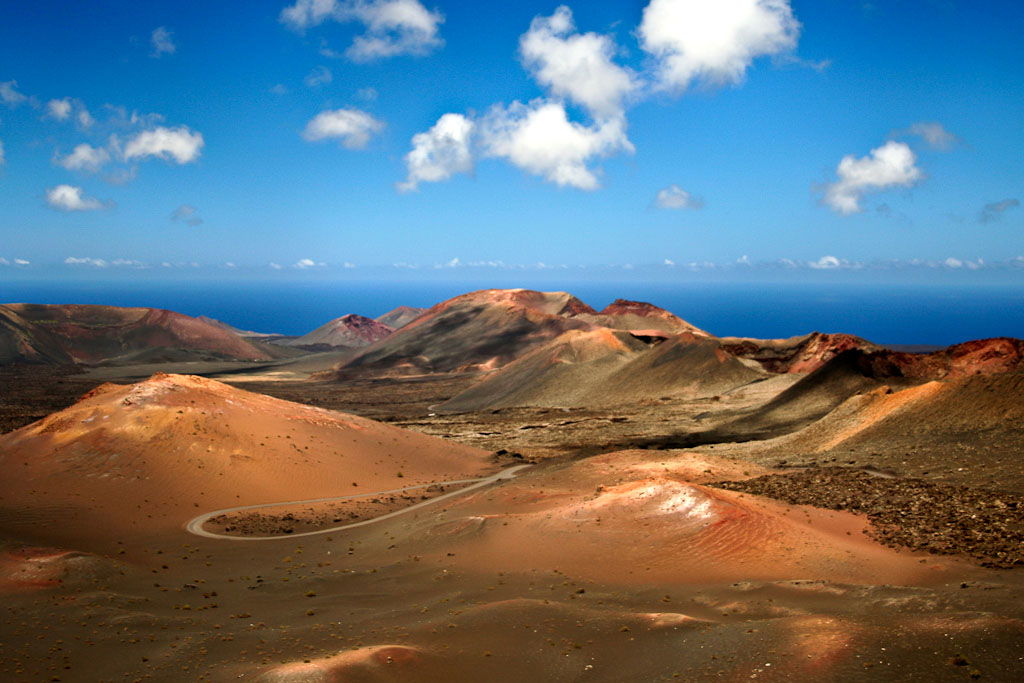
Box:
2 279 1023 347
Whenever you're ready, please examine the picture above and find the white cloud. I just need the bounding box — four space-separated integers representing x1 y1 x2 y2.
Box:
303 65 333 87
46 98 72 120
655 183 703 209
979 198 1019 224
943 257 963 269
398 112 474 191
64 257 109 267
55 143 111 172
151 26 177 57
269 83 289 95
663 258 676 266
0 80 30 107
280 0 444 61
480 99 633 190
0 258 8 265
638 0 800 92
823 141 923 215
519 6 637 119
14 259 30 266
171 204 204 226
356 87 379 101
77 108 95 128
46 184 107 212
302 108 384 149
902 121 958 150
294 258 325 268
269 262 283 270
809 255 841 269
123 126 204 164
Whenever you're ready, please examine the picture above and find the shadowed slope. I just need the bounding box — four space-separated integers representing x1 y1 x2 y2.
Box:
721 332 882 373
441 331 763 412
0 304 272 365
376 306 427 329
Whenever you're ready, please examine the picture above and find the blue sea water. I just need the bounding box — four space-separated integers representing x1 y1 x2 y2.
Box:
2 279 1023 347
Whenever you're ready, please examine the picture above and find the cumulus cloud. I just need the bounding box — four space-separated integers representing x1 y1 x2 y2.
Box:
398 112 474 192
655 184 703 209
480 99 633 190
979 198 1019 224
171 204 204 226
294 258 325 268
77 108 95 128
151 26 176 57
0 80 30 107
899 121 958 150
809 255 842 269
55 143 111 172
280 0 444 61
302 108 384 149
64 257 109 267
823 141 923 215
46 98 72 120
638 0 800 92
519 6 637 119
304 65 333 87
123 126 204 164
45 184 108 212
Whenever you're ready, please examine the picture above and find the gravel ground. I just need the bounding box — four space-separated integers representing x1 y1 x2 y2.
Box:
712 467 1024 568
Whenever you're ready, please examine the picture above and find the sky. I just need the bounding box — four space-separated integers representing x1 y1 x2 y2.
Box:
1 0 1022 281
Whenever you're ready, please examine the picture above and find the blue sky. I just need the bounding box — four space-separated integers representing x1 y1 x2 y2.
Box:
1 0 1022 279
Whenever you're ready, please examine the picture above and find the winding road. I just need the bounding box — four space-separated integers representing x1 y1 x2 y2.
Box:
185 464 531 541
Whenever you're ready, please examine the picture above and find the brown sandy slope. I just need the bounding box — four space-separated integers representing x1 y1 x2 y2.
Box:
768 372 1024 456
0 303 273 365
376 305 427 329
282 314 394 349
441 331 764 412
388 450 963 586
0 373 492 550
323 289 598 379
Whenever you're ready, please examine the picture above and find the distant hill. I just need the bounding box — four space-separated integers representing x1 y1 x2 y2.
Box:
195 315 281 338
321 289 599 379
283 314 394 350
441 330 763 412
575 299 710 336
375 306 427 330
0 303 273 365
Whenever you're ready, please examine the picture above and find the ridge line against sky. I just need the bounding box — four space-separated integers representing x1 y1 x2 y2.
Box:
0 0 1021 274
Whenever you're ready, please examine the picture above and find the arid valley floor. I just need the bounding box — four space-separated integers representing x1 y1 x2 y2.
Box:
1 291 1023 681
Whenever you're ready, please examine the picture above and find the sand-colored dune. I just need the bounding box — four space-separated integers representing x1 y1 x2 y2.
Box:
0 373 492 549
282 314 394 349
395 451 959 586
441 330 763 411
0 303 272 365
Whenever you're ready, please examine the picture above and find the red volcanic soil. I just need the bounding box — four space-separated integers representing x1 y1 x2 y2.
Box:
721 331 881 373
578 299 710 336
0 303 272 364
376 305 427 329
0 373 492 550
324 289 598 379
284 313 394 349
862 337 1024 379
395 450 962 586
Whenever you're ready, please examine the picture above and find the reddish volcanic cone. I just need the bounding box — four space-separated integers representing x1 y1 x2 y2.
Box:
721 332 882 374
0 303 272 364
0 373 492 550
284 313 394 349
577 299 710 336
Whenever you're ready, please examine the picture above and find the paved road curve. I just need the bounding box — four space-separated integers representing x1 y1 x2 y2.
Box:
185 464 531 541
